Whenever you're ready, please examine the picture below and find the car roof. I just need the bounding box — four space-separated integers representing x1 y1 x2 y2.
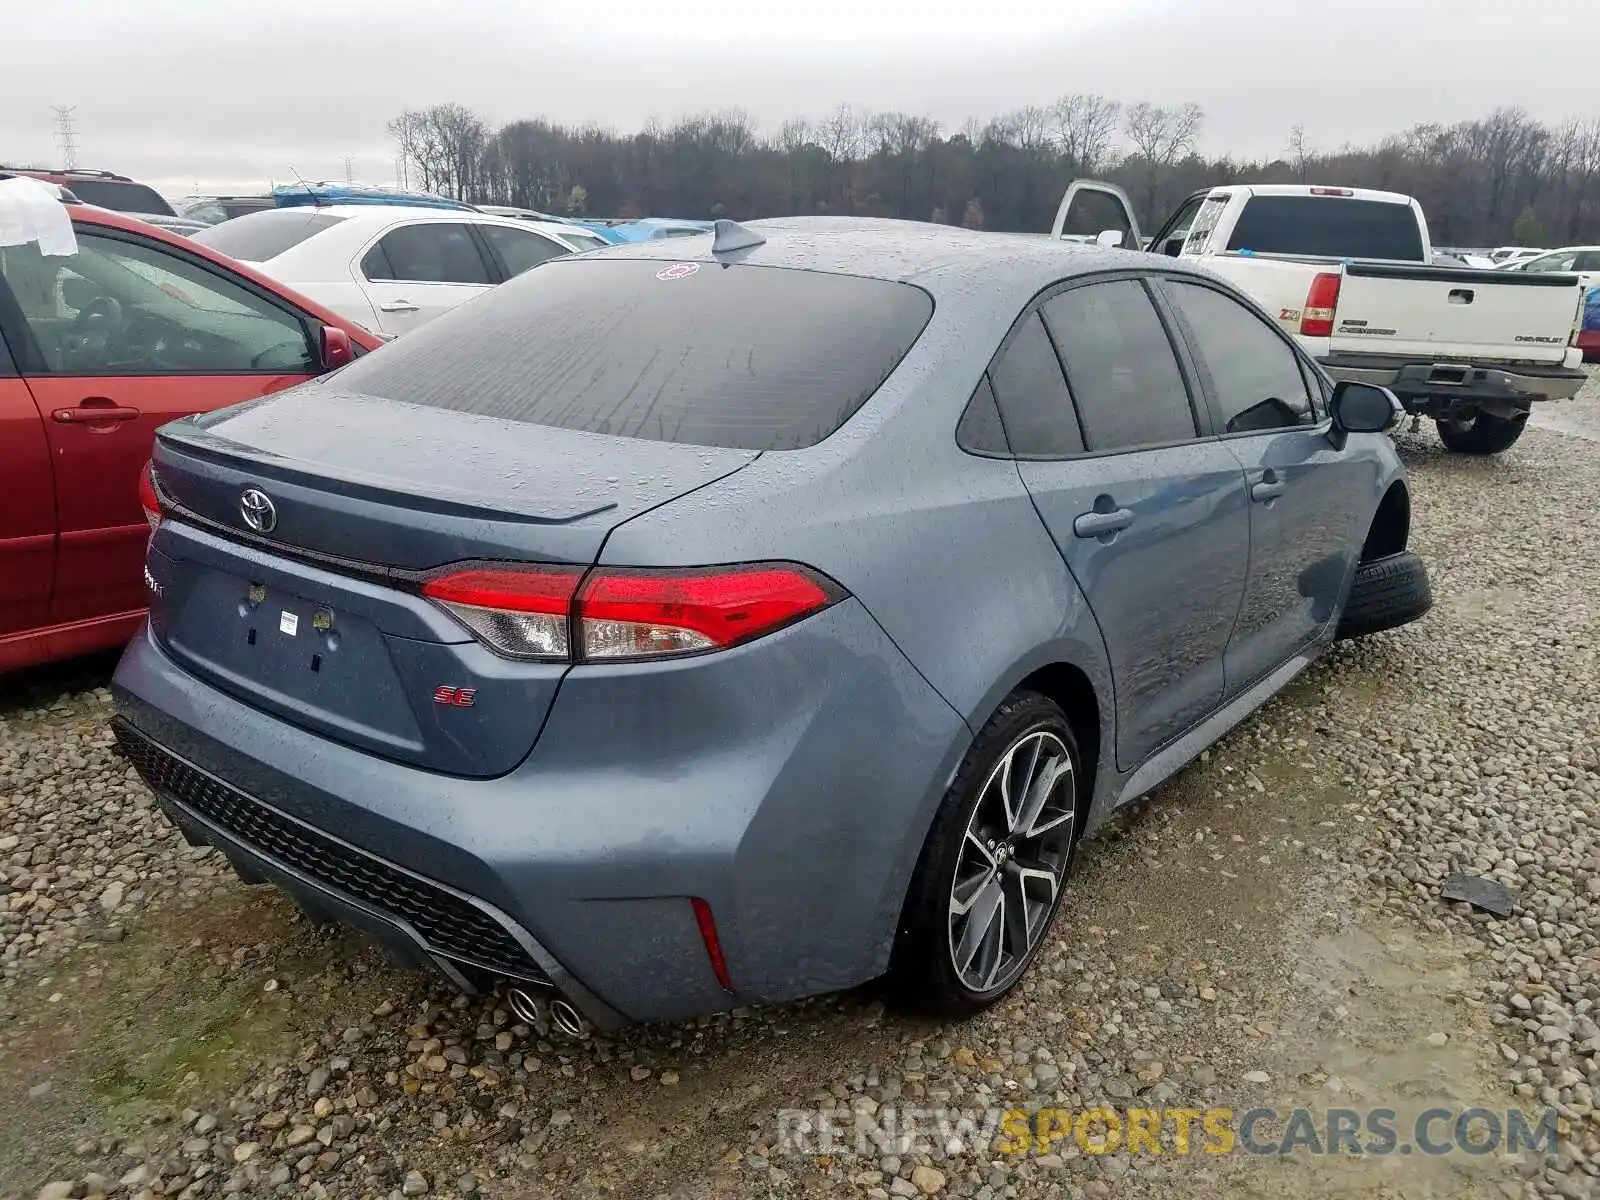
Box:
301 205 588 235
3 166 139 185
572 216 1208 309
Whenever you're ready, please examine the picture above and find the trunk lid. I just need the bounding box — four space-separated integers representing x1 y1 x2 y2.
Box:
146 388 758 777
1330 264 1584 364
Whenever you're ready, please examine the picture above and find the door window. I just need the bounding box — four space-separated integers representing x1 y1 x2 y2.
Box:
1042 280 1197 451
478 224 571 277
1149 194 1204 257
1164 280 1315 434
360 223 493 284
0 230 315 375
1057 187 1133 242
1519 250 1579 273
986 312 1082 456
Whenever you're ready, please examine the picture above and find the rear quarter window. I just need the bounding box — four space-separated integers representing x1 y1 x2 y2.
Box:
325 259 934 451
195 210 347 262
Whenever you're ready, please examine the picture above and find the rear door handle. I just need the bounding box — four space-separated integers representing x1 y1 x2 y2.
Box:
1073 508 1135 538
52 403 141 423
378 300 419 313
1251 481 1285 503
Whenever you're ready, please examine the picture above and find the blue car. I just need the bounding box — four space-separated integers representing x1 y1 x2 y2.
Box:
605 217 716 243
113 218 1428 1032
273 184 475 213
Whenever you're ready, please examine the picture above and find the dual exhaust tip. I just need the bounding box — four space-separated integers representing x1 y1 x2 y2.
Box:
507 985 590 1040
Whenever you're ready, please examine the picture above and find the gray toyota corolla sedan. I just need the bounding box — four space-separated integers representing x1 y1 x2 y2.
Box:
112 217 1430 1033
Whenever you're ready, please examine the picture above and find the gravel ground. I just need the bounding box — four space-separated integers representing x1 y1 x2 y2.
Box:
1 381 1597 1200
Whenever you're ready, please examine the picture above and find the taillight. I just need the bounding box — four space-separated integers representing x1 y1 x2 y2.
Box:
1300 272 1342 338
138 461 162 536
420 562 842 662
420 566 583 660
577 565 839 659
1309 186 1354 197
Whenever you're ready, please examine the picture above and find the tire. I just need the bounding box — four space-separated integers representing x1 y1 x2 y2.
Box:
1336 550 1433 640
888 691 1082 1017
1435 411 1527 454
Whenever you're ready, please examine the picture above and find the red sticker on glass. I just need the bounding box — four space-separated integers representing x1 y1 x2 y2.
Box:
655 262 700 281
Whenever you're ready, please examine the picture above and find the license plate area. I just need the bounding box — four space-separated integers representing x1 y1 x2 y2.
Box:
163 564 427 756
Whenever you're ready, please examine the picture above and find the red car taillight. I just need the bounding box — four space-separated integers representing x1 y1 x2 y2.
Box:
1299 272 1342 338
139 461 162 536
421 562 842 662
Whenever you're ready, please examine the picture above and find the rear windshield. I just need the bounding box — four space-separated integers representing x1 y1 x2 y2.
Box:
327 258 935 450
66 180 176 216
195 210 346 261
1226 196 1425 261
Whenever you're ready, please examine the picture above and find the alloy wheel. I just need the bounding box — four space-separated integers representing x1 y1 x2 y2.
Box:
947 729 1075 993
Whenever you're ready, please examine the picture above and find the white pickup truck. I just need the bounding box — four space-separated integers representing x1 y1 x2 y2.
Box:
1051 180 1588 454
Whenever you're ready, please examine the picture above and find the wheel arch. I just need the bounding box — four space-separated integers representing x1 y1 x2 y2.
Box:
1013 661 1103 835
1361 479 1411 562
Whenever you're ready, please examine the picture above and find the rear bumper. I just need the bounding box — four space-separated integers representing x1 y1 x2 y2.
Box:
1319 353 1586 413
111 601 968 1024
116 718 626 1029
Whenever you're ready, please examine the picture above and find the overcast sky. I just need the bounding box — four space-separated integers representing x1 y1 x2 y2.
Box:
5 0 1595 198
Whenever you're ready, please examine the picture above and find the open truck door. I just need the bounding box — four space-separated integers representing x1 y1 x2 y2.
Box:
1050 180 1142 250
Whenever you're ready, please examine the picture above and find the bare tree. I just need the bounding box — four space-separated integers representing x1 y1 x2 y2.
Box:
1050 94 1122 172
1123 102 1204 220
817 104 863 208
1124 102 1203 164
384 97 1600 245
1008 105 1052 153
1287 124 1312 183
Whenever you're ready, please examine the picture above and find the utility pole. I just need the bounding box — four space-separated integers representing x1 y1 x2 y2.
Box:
52 105 79 168
343 155 355 185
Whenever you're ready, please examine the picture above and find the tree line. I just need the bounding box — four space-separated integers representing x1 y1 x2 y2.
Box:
388 100 1600 248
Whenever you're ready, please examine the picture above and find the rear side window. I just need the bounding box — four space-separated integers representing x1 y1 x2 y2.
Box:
327 259 934 450
361 223 492 284
987 312 1082 456
1225 197 1425 261
478 224 569 276
1043 281 1196 452
196 210 346 262
1164 280 1315 433
956 376 1009 455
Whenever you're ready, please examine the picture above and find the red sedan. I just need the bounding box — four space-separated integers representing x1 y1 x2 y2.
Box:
0 190 382 673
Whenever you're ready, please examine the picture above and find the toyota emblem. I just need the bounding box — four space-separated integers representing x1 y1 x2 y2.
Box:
239 488 277 533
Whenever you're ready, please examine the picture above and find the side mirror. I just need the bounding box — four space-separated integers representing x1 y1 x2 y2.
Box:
1094 228 1124 249
319 325 354 372
1327 380 1402 449
1162 237 1184 257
